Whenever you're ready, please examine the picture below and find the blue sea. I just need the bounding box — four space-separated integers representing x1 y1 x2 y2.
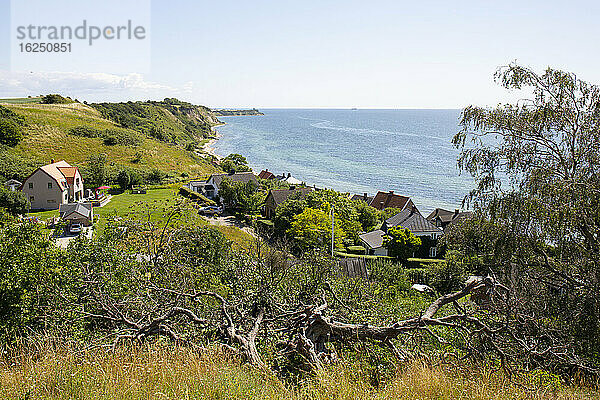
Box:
213 109 474 213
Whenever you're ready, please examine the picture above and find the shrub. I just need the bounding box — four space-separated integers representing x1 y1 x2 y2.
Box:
0 187 29 215
0 120 23 146
367 259 411 292
0 105 26 125
40 94 73 104
0 150 41 181
116 169 132 190
69 126 102 138
347 245 366 254
102 129 142 146
429 252 467 294
147 168 166 184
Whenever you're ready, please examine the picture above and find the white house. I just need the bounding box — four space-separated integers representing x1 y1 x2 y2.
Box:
20 160 84 210
186 172 257 202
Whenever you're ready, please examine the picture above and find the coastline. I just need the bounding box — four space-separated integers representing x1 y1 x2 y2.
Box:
203 123 225 160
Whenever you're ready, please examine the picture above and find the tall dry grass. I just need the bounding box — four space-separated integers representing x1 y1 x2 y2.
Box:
0 341 596 399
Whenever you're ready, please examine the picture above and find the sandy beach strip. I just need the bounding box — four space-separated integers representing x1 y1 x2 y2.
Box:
202 123 225 160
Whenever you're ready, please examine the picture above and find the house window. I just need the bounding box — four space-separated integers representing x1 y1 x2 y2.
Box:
28 182 33 189
48 182 53 189
76 178 80 186
429 247 437 258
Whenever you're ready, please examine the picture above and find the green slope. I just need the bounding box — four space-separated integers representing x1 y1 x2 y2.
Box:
0 102 221 181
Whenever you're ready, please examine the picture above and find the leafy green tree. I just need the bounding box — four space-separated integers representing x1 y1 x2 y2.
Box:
221 153 251 173
219 178 261 212
0 187 29 215
288 207 345 251
452 63 600 359
147 168 166 184
304 189 362 240
86 154 108 187
0 120 23 146
117 169 132 190
0 219 74 340
383 226 421 262
354 200 379 232
273 196 308 235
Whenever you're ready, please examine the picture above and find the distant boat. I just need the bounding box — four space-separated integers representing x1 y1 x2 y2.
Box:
351 107 358 110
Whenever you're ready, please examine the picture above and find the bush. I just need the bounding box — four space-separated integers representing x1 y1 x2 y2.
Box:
0 120 23 146
347 245 366 254
367 259 411 293
102 129 142 146
40 94 74 104
0 187 29 215
69 126 102 138
147 168 166 184
429 252 467 294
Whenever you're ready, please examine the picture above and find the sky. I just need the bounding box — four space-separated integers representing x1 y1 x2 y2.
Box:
1 0 599 108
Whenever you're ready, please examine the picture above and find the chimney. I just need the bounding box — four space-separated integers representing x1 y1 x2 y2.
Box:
380 201 385 209
287 173 291 178
51 159 55 164
363 192 368 201
389 190 394 195
454 209 459 217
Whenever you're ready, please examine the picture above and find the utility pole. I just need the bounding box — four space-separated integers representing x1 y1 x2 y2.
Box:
330 204 334 257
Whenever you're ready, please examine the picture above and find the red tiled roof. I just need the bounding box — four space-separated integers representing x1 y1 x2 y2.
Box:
258 170 275 180
369 191 411 210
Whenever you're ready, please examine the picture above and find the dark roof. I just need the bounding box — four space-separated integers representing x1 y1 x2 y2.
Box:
350 193 374 204
426 208 455 223
59 203 93 220
426 208 473 228
258 170 275 180
268 187 313 207
210 172 257 188
358 229 385 249
385 208 442 235
370 191 412 210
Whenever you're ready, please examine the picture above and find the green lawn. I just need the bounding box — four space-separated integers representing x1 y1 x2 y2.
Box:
29 188 255 247
29 188 179 221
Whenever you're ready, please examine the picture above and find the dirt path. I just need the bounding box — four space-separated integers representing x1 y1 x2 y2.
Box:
203 214 257 237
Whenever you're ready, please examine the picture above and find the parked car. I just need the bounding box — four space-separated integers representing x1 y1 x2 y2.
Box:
199 206 222 216
69 223 83 234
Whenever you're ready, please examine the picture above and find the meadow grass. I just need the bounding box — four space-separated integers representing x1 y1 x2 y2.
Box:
0 342 596 400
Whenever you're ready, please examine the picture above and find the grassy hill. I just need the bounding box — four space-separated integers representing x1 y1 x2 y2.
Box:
0 101 222 182
90 98 222 145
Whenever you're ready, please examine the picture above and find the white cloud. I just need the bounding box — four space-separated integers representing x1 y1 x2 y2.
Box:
0 71 189 102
